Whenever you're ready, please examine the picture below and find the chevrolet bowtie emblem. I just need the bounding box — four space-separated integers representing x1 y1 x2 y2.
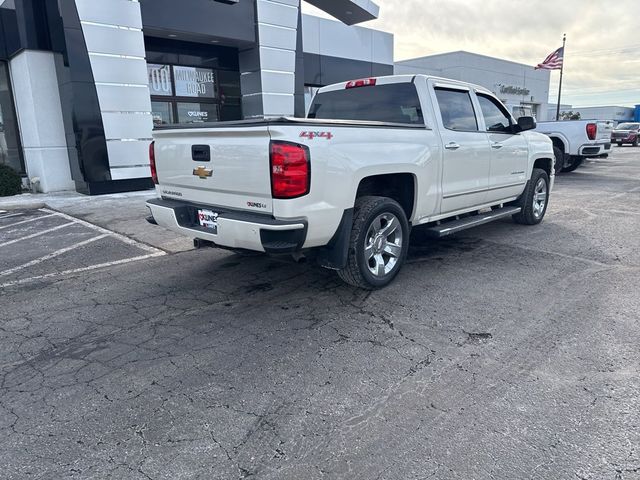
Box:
193 166 213 179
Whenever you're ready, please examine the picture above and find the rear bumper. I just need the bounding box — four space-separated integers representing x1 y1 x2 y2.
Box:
579 142 611 156
147 198 307 254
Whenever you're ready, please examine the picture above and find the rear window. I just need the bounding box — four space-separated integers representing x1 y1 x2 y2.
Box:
307 83 424 125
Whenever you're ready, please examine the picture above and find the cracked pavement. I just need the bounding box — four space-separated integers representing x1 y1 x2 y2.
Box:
1 147 639 479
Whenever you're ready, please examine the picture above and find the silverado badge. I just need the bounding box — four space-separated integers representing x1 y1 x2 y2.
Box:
193 166 213 179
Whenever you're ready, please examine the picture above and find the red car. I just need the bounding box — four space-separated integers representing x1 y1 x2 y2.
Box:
611 122 640 146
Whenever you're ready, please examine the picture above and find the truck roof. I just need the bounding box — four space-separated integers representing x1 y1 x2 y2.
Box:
317 74 494 97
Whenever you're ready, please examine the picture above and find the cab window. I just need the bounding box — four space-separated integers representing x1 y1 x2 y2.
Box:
308 83 424 125
477 94 513 133
434 88 478 132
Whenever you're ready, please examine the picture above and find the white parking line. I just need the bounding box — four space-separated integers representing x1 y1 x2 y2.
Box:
0 208 168 287
0 222 75 248
0 213 58 231
0 252 165 288
0 234 109 277
40 208 164 254
0 212 24 220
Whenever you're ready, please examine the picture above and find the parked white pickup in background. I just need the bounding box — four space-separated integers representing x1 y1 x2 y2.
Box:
535 119 612 173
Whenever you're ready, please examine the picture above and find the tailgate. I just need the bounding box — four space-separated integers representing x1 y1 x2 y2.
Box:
596 122 613 141
153 125 273 214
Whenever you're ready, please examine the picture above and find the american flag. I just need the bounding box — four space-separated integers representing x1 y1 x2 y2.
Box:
535 47 564 70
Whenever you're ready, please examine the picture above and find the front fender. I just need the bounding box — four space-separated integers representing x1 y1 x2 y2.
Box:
523 132 555 180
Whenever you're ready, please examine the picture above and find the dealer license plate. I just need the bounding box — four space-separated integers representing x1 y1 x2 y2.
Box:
197 209 218 233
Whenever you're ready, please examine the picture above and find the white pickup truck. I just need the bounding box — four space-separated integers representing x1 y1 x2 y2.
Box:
147 75 554 289
534 119 613 173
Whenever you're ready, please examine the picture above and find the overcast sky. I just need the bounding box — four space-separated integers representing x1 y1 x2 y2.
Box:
303 0 639 107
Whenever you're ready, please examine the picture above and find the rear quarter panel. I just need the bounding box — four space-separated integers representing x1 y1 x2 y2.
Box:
269 124 439 248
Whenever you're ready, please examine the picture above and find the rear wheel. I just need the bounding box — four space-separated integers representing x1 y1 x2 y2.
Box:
338 196 409 289
513 168 549 225
561 156 583 173
617 142 623 147
553 146 565 174
633 137 639 147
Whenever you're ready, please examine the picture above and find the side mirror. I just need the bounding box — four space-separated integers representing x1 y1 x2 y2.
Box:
516 116 536 132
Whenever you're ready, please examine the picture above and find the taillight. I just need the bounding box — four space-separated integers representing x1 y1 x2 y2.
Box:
270 141 310 199
586 123 597 140
345 78 377 89
149 141 158 184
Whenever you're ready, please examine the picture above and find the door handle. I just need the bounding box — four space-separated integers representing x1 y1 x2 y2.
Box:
491 143 504 149
445 142 460 150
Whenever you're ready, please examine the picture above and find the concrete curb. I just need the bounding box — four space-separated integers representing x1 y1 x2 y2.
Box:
0 202 47 211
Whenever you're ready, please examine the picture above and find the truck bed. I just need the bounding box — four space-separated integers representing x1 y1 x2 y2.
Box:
153 117 427 131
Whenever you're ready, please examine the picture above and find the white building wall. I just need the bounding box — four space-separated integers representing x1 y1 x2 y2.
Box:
302 14 393 64
240 0 301 118
9 51 75 193
396 51 551 121
76 0 153 181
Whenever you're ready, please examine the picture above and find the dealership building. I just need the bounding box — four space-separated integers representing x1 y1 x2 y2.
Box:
0 0 391 194
395 51 552 122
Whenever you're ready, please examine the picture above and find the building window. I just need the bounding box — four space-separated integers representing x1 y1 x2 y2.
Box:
304 86 320 113
151 101 174 126
147 63 231 125
148 64 173 97
512 104 538 120
173 66 216 98
0 62 24 174
176 102 219 124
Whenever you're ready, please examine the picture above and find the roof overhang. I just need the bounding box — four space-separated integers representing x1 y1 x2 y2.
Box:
304 0 379 25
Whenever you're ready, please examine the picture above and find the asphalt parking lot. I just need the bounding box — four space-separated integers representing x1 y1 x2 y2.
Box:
0 208 165 288
1 146 639 479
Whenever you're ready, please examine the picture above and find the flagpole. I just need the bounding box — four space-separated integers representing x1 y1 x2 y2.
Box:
555 33 566 121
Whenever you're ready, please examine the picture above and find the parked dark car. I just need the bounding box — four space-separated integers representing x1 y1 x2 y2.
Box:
611 122 640 146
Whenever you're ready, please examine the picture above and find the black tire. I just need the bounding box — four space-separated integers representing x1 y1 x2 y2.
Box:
337 196 409 289
512 168 550 225
617 142 623 147
633 137 639 147
561 156 583 173
553 146 565 174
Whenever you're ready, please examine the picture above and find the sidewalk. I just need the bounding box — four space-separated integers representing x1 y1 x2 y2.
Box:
0 190 193 253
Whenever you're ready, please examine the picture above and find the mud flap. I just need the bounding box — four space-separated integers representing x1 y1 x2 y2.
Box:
316 209 354 270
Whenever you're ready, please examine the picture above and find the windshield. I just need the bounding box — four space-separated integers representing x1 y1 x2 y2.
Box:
617 123 640 130
308 83 424 125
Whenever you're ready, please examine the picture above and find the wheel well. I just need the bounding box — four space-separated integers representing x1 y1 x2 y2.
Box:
356 173 415 220
550 137 565 153
534 158 553 177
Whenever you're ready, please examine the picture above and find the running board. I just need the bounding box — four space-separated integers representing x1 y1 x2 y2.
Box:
423 206 521 238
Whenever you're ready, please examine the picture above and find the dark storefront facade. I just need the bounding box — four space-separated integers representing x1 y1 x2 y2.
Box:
0 60 22 174
145 38 243 126
0 0 390 194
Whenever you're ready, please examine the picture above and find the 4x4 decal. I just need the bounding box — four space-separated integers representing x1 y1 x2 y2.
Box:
300 131 333 140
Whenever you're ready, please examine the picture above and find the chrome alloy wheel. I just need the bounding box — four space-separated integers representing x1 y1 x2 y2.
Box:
532 177 548 219
364 213 403 278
